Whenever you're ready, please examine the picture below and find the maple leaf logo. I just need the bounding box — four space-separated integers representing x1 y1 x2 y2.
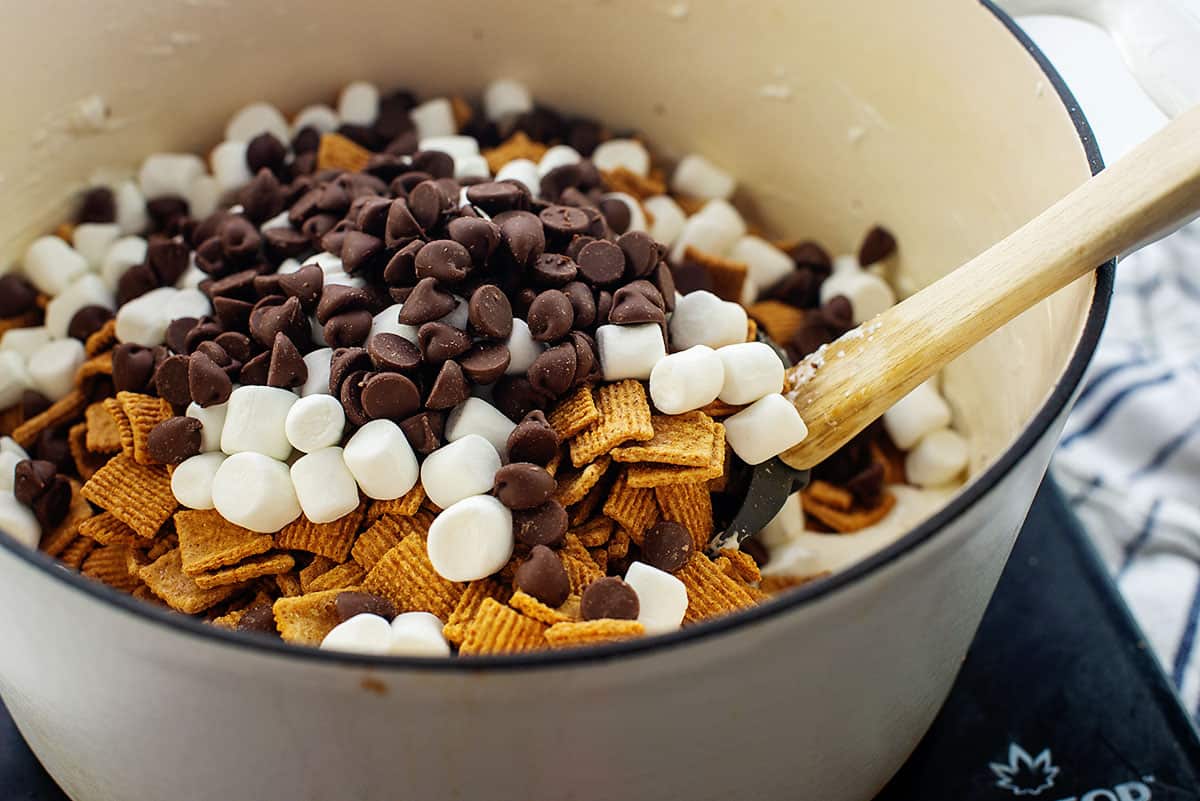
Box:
990 744 1060 796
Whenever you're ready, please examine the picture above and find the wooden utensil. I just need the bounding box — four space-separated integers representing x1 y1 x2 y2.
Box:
779 105 1200 471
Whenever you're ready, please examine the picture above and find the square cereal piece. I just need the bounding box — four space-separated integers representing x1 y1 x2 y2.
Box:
870 438 908 486
802 489 897 533
362 534 464 619
482 131 549 174
717 548 762 584
804 480 853 512
85 318 118 357
12 390 87 449
599 166 665 200
588 547 608 572
59 536 95 570
116 392 173 465
544 619 645 648
569 480 609 526
611 412 716 467
548 386 599 440
306 561 366 593
82 543 142 592
748 300 807 346
569 380 653 467
351 515 406 572
176 509 276 576
81 454 177 539
193 552 296 590
458 598 548 656
602 471 659 543
626 423 726 488
707 443 735 493
39 479 92 557
553 456 611 507
572 517 614 548
79 511 139 546
655 483 714 551
317 132 372 172
75 350 113 391
365 485 424 523
675 553 759 624
695 399 744 419
683 246 747 304
139 549 239 614
68 422 109 481
443 578 511 646
562 554 604 596
273 589 345 646
275 506 365 563
299 555 337 592
85 403 122 453
102 397 134 456
275 572 303 598
607 527 631 560
759 571 832 594
509 589 581 625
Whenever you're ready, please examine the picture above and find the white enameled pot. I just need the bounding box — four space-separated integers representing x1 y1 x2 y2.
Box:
3 1 1195 798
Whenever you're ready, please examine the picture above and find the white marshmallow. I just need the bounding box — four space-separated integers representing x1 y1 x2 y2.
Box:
648 345 723 414
211 452 301 532
115 286 177 346
27 339 85 401
211 140 253 193
882 381 952 450
0 352 32 410
176 263 206 291
716 342 785 405
483 79 533 122
724 394 808 466
445 397 516 456
668 290 748 350
420 434 501 509
389 612 452 657
905 428 968 488
337 81 380 126
591 138 650 177
277 258 303 275
220 385 297 461
112 180 148 235
171 451 226 510
322 270 366 289
410 98 457 139
504 318 544 375
426 495 514 582
420 135 480 160
624 561 688 635
164 287 213 321
185 174 222 220
0 327 51 361
321 613 393 655
23 237 88 296
0 490 39 548
739 276 759 307
260 212 291 232
138 153 207 200
761 540 820 578
45 274 115 339
820 255 895 324
0 439 28 493
729 236 794 291
668 199 746 263
600 192 647 233
285 394 345 453
537 145 582 177
72 223 121 268
309 316 328 348
758 492 805 548
300 348 334 397
290 447 361 524
186 401 228 453
100 236 148 290
292 104 340 135
367 304 416 344
597 323 667 381
0 437 27 458
495 158 540 196
343 419 420 501
454 154 491 181
310 251 344 274
643 195 686 247
671 153 736 200
225 101 290 143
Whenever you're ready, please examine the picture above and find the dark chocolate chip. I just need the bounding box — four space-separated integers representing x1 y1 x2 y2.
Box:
218 216 262 264
0 275 38 318
576 239 625 285
384 198 424 247
564 234 595 262
315 284 374 325
361 371 422 421
414 240 471 284
447 217 500 266
417 322 471 363
407 180 445 231
147 416 202 465
341 231 384 274
154 354 193 407
492 376 548 422
116 263 159 305
767 269 818 308
300 213 339 246
249 295 309 348
210 297 251 333
355 196 392 238
466 284 513 340
858 225 896 267
236 601 279 635
188 351 233 407
19 390 50 421
266 333 308 389
562 281 596 329
506 410 559 466
424 360 469 410
375 91 416 140
339 369 370 426
652 262 677 312
147 237 191 286
328 347 372 395
463 181 522 217
581 577 639 620
33 429 73 475
526 290 574 342
493 462 556 510
240 168 284 224
213 331 252 363
594 290 613 326
527 343 576 397
617 231 658 278
607 286 666 326
13 459 57 508
569 331 598 386
77 186 116 224
530 253 578 288
66 305 113 342
497 210 545 266
740 537 769 568
194 341 231 367
459 342 510 385
204 268 258 300
263 227 311 262
400 410 444 455
566 118 605 157
539 204 591 241
382 239 423 287
410 150 454 180
367 333 422 373
513 500 568 547
146 196 189 232
514 544 570 607
846 462 885 508
397 277 456 325
246 132 287 175
334 591 398 623
643 521 693 573
598 197 631 235
323 310 372 348
112 344 156 393
788 241 832 270
276 264 323 312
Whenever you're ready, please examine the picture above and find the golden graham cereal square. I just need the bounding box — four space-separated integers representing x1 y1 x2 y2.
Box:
444 578 511 646
176 509 276 575
192 552 296 590
548 386 599 440
458 598 547 656
611 412 716 467
544 619 645 648
81 454 177 539
625 423 726 488
655 482 714 551
569 380 654 467
675 553 760 624
139 549 240 614
362 534 464 620
275 506 365 562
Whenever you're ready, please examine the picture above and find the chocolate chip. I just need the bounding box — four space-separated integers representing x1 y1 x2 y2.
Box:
112 344 156 393
858 225 896 267
566 118 605 156
465 181 524 216
147 237 191 286
530 253 578 288
339 369 370 426
447 217 500 266
263 227 311 262
316 284 374 325
361 371 422 420
789 241 832 270
277 264 324 311
576 239 625 285
493 376 548 422
569 331 598 385
539 204 591 241
328 347 372 395
146 196 189 232
375 90 416 139
32 427 73 474
265 333 307 389
513 500 568 547
367 333 421 373
594 290 613 326
236 601 279 635
250 295 309 349
466 285 512 340
822 295 853 330
30 473 71 529
219 216 262 264
214 331 252 363
151 354 191 407
384 198 424 247
425 360 469 410
341 231 385 274
539 163 584 202
211 297 253 333
195 341 231 368
670 262 714 296
608 286 666 326
407 180 445 231
184 350 230 406
527 343 576 398
240 168 284 224
301 213 339 246
67 305 113 342
13 459 56 507
493 463 556 510
397 277 457 325
414 240 471 284
514 544 570 607
526 290 574 342
596 197 630 235
380 240 421 287
615 230 657 277
236 350 269 386
564 234 596 262
459 343 511 385
334 590 398 623
20 390 50 420
205 268 258 300
181 321 224 357
581 577 639 621
767 269 818 308
497 210 545 266
400 410 444 455
846 461 885 508
562 281 596 329
411 150 454 180
643 521 693 573
506 410 559 466
116 263 159 305
146 416 202 465
77 186 116 224
417 322 471 363
740 538 769 568
324 310 373 348
0 275 37 318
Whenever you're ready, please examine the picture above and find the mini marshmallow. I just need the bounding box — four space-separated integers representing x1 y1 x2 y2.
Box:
321 613 393 655
668 290 748 350
883 380 952 450
310 316 328 348
820 255 895 324
419 434 501 509
445 397 516 456
758 492 805 548
186 401 228 452
165 287 213 321
648 345 724 414
420 135 480 160
410 97 457 139
761 540 820 578
591 138 650 177
739 276 759 307
337 81 380 126
596 323 667 382
322 270 367 289
600 192 647 232
45 274 115 339
138 153 207 200
343 419 420 500
454 154 491 181
505 318 544 375
0 438 29 493
668 202 746 264
624 561 688 635
310 251 344 274
292 104 340 135
220 385 297 461
729 236 794 291
285 394 345 453
483 78 534 122
28 338 85 401
724 393 808 466
369 304 419 344
0 352 31 410
185 174 222 220
426 494 514 582
290 447 361 524
644 195 686 247
277 258 303 275
72 223 121 267
495 158 539 196
260 212 291 231
211 140 253 193
671 153 736 200
176 262 207 291
23 236 88 296
171 451 226 510
112 180 148 235
100 236 148 290
211 451 302 533
0 490 39 549
537 145 582 177
300 348 334 397
389 612 452 657
115 286 178 346
225 101 290 143
716 342 785 405
905 428 968 488
0 327 51 361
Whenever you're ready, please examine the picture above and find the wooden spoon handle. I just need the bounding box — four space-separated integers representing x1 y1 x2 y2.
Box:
780 104 1200 471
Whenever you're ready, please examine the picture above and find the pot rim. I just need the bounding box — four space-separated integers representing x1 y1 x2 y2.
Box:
0 0 1114 673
